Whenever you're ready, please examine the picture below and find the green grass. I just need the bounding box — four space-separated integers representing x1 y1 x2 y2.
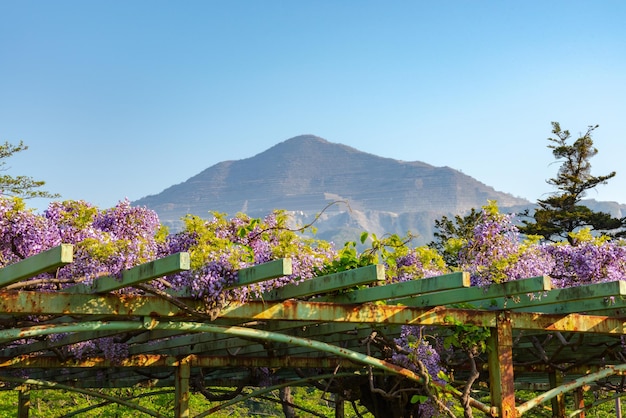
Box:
0 386 366 418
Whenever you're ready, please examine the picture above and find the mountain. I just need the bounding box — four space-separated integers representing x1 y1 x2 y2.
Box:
134 135 532 245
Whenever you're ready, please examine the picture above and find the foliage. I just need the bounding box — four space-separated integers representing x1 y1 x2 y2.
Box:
0 140 59 199
442 317 490 356
429 208 482 267
318 231 447 282
519 122 624 243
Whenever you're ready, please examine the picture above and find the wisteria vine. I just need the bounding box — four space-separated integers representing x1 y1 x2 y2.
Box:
3 195 626 416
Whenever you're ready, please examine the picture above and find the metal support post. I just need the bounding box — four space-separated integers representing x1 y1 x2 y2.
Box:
175 356 191 418
487 311 516 417
573 387 585 418
17 385 30 418
549 371 565 418
335 393 345 418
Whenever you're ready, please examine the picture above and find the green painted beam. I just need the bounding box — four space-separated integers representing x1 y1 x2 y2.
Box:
507 280 626 313
0 244 73 288
232 258 292 289
261 264 385 301
65 252 190 294
396 275 552 308
314 271 470 304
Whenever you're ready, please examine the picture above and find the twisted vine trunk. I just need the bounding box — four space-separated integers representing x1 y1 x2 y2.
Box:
279 386 296 418
461 351 480 418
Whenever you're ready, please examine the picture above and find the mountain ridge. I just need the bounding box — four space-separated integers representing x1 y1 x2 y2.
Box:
134 135 536 244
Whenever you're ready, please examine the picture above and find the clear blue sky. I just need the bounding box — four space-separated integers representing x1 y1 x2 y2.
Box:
2 1 625 211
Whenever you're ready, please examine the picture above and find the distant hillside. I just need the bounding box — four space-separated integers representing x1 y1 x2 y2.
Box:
134 135 533 245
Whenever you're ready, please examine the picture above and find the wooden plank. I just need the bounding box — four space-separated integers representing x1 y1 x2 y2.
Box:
0 244 73 288
261 264 385 301
65 252 190 294
314 271 470 304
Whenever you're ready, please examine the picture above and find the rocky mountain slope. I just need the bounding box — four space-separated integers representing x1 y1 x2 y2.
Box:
134 135 534 245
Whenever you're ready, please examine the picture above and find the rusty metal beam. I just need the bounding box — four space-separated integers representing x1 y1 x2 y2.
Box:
3 292 626 348
510 311 626 334
0 354 355 370
0 290 180 317
0 354 175 368
220 301 498 327
4 291 626 335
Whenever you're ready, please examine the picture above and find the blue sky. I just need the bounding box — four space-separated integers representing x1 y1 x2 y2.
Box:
2 1 625 211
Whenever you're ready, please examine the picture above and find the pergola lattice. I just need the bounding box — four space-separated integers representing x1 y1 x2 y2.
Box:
2 244 626 417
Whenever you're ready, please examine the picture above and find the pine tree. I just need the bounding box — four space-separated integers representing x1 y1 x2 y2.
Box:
520 122 624 243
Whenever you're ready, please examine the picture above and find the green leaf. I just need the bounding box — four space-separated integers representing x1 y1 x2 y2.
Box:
410 394 428 404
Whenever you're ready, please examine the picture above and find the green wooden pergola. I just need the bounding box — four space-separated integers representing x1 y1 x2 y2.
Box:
2 244 626 417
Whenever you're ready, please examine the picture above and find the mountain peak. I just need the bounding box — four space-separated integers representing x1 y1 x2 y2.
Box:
283 134 329 144
135 134 529 227
260 134 354 158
